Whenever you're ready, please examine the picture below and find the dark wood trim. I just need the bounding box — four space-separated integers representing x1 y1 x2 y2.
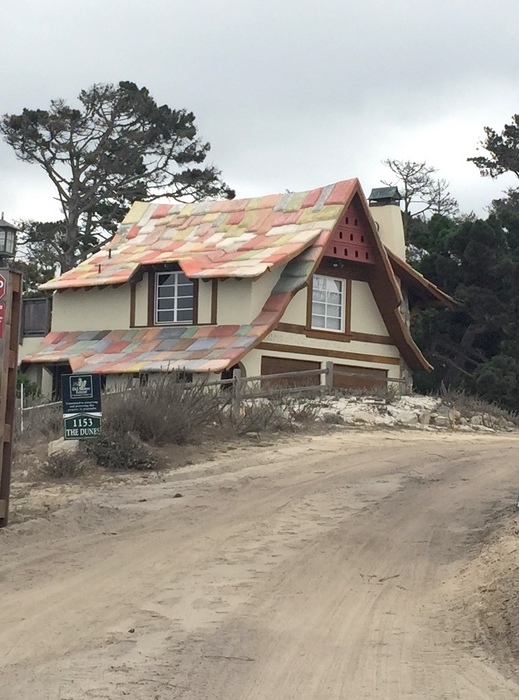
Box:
276 320 394 346
345 278 352 333
211 279 218 325
305 328 352 342
192 280 199 325
316 259 372 283
305 272 352 337
276 322 305 334
257 341 401 365
349 331 394 346
129 282 136 328
147 271 154 326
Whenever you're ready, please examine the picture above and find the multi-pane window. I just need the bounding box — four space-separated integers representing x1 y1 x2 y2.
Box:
155 271 194 324
311 275 345 331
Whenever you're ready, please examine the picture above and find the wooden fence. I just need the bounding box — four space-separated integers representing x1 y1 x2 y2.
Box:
16 362 404 434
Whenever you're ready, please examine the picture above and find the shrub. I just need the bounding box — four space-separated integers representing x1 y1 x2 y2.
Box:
85 427 159 471
17 372 41 400
233 399 296 435
104 374 226 446
441 389 519 426
41 452 87 479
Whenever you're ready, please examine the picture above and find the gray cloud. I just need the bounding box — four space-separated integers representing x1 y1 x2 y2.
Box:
2 0 519 222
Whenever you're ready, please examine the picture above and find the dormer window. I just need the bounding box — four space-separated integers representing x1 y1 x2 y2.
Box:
155 271 194 324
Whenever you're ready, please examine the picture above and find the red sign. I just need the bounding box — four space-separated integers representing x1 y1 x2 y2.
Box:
0 303 5 339
0 274 5 300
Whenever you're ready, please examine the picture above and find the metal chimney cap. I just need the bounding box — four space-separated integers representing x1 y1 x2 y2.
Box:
368 186 402 205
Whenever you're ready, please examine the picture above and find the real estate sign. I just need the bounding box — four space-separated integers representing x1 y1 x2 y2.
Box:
61 373 102 439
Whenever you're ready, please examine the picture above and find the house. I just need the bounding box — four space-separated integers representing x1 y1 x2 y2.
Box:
20 179 454 397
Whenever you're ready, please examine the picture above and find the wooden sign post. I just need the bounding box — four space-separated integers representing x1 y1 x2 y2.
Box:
0 269 21 527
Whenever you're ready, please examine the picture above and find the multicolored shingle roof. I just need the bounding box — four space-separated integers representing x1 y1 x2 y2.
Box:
24 178 451 375
40 180 357 290
24 244 321 374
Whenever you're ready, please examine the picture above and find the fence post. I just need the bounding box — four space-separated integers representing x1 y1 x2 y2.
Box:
232 367 242 419
20 381 24 434
324 361 334 392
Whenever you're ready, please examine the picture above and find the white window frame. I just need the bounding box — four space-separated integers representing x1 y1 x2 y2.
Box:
155 271 194 325
311 274 345 332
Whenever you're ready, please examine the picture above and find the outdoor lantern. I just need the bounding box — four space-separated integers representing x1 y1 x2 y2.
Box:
0 214 17 260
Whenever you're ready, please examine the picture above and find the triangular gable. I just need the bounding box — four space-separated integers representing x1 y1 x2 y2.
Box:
314 185 431 372
324 195 376 264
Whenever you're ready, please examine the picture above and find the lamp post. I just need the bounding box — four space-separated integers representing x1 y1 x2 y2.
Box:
0 214 21 527
0 214 18 261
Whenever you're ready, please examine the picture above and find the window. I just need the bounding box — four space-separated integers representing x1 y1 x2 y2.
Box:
311 275 345 331
21 298 51 337
155 271 194 324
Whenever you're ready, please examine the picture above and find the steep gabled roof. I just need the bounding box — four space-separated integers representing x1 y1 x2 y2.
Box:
40 180 358 290
28 178 451 374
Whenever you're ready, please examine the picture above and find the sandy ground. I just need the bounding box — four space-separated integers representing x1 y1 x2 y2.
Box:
2 429 519 699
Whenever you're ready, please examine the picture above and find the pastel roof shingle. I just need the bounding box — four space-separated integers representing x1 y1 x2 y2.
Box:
24 179 454 375
40 180 359 290
24 244 319 374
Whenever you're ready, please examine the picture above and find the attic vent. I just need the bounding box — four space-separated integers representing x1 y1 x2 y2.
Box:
323 198 375 264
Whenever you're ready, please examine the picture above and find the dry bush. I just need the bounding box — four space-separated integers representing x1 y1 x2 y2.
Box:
283 396 319 424
104 374 227 446
85 427 159 471
333 381 402 404
40 452 87 479
440 389 519 426
17 403 62 441
232 392 321 434
233 400 295 435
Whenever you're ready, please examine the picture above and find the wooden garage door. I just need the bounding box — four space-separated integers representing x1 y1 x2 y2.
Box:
261 356 321 388
333 364 388 390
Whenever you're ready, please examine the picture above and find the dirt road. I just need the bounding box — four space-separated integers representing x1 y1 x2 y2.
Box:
2 430 519 698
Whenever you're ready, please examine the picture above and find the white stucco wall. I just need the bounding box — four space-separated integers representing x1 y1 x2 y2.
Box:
264 329 399 361
52 285 131 331
281 287 307 324
350 281 389 335
19 336 45 359
197 280 213 323
369 205 406 259
216 279 253 324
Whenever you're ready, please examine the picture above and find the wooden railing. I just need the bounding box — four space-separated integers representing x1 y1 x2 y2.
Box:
16 362 404 434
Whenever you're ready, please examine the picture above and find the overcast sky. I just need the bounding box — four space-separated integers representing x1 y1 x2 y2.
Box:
2 0 519 224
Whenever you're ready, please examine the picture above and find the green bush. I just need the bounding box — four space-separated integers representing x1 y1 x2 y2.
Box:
17 372 41 400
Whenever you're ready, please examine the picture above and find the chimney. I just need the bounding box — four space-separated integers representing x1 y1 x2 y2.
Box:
368 187 406 260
